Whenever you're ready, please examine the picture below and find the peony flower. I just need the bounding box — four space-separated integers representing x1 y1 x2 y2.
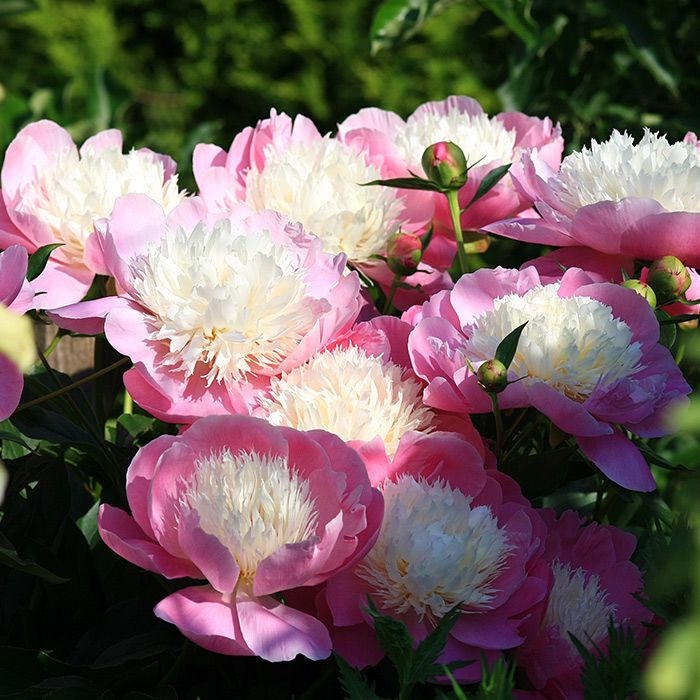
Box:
338 95 563 270
98 415 383 661
408 266 691 491
517 510 651 700
54 195 363 422
251 316 488 465
321 432 548 681
192 109 448 310
0 245 36 420
0 120 184 309
486 129 700 268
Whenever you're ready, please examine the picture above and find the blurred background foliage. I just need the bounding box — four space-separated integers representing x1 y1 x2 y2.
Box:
1 0 698 186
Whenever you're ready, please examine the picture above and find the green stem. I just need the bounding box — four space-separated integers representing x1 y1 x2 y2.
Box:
15 356 130 413
446 189 469 276
490 393 504 460
123 390 133 415
382 274 401 314
42 332 63 358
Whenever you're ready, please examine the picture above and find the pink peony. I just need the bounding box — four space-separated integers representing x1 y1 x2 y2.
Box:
53 194 363 422
517 510 651 699
486 129 700 268
248 315 488 464
321 432 548 681
97 415 383 661
408 266 691 491
192 109 448 310
0 120 184 309
0 245 35 420
338 96 563 270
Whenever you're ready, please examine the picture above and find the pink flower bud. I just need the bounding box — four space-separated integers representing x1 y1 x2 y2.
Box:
647 256 692 302
386 231 423 276
621 279 657 308
477 359 508 394
421 141 468 190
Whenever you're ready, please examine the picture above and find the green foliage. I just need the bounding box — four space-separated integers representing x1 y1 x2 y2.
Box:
570 621 645 700
494 321 527 369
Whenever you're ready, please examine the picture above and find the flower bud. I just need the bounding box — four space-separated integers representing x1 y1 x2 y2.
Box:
386 231 423 276
647 256 691 302
477 359 508 394
621 279 657 308
421 141 468 190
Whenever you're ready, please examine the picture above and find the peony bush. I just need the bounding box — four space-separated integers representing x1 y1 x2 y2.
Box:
1 95 698 699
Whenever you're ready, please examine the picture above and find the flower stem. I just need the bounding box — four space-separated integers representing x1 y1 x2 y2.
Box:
446 189 469 276
42 331 63 358
490 392 504 460
123 390 133 415
16 356 130 413
383 274 401 314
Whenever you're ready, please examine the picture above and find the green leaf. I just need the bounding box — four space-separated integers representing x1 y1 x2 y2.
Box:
76 500 101 549
361 176 444 192
335 654 384 700
471 655 516 699
0 0 37 17
117 414 156 440
365 597 414 684
477 0 539 49
441 665 468 699
409 604 463 685
26 243 63 282
0 532 69 584
654 309 677 348
494 321 528 369
369 0 462 55
461 163 511 212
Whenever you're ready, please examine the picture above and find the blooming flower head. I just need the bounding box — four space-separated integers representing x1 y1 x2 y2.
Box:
0 245 36 420
487 129 700 268
517 510 651 700
321 432 548 681
408 266 691 491
56 195 363 422
252 316 487 464
98 415 383 661
0 121 184 308
339 96 563 270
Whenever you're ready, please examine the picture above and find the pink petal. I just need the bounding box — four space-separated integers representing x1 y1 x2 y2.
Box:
79 129 123 156
47 296 129 335
30 261 94 310
0 354 23 421
0 245 28 305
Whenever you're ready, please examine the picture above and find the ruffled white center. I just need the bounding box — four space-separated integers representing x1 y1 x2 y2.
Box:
260 345 433 456
395 108 516 170
130 219 324 383
358 476 512 621
22 147 184 264
553 129 700 213
464 284 643 400
185 449 318 580
544 562 618 651
244 138 405 262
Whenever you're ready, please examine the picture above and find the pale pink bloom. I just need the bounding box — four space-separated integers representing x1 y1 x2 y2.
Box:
98 415 383 661
0 245 35 420
338 96 563 270
486 129 700 267
321 432 548 681
408 266 691 491
192 109 447 310
53 195 363 422
250 315 488 462
0 120 184 309
517 510 651 700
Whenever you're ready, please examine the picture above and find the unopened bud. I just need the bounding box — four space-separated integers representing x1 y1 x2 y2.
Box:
477 359 508 394
647 256 691 302
621 279 657 308
386 231 423 276
421 141 468 190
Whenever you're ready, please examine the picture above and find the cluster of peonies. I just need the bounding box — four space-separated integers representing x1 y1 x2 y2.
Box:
1 96 696 697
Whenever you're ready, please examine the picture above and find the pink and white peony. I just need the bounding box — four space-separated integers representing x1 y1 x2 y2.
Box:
0 120 184 309
486 129 700 267
339 95 563 270
408 266 691 491
517 510 651 700
54 194 363 422
192 109 448 309
0 245 36 420
98 415 383 661
321 432 548 681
